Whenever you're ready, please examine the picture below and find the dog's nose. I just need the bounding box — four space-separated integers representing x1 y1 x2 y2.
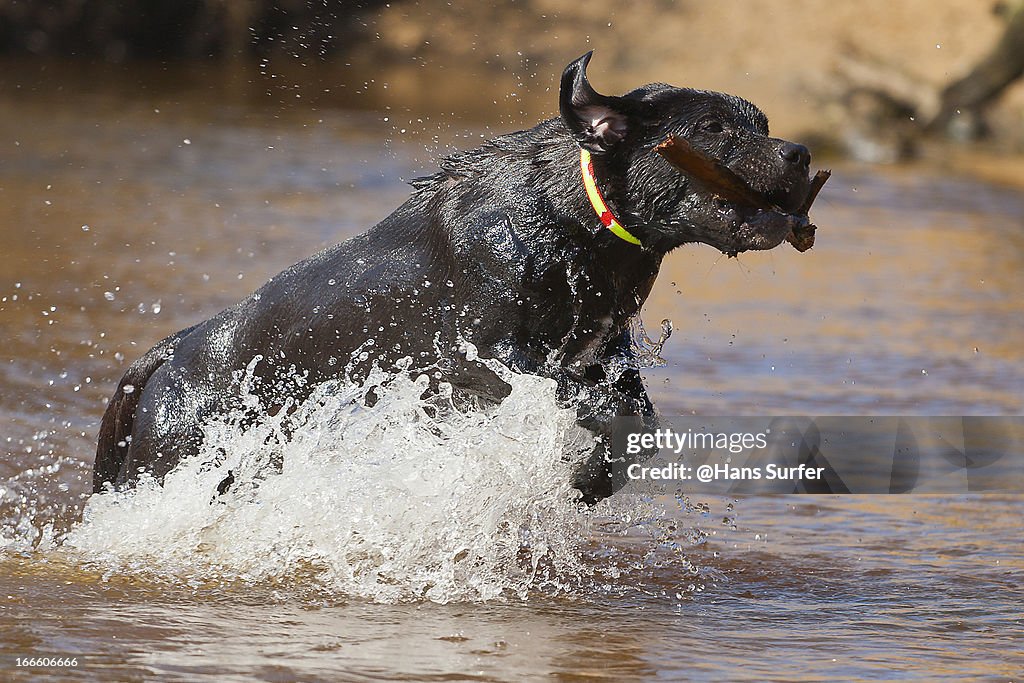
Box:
780 142 810 167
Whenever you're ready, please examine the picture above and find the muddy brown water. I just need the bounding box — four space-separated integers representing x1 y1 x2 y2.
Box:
1 62 1022 681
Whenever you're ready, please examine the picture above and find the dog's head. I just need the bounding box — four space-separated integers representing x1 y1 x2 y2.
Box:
560 52 813 255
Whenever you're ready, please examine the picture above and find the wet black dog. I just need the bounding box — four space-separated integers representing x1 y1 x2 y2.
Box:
94 52 813 503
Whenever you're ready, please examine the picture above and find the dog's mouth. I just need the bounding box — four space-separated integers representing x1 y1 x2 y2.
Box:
656 135 830 256
710 198 812 256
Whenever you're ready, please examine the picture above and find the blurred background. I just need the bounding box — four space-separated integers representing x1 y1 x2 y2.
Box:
1 0 1023 531
2 0 1024 155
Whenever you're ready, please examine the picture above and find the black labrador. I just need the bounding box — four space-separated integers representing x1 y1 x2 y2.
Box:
93 52 815 503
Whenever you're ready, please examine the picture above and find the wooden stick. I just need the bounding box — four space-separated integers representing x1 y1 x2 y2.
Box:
787 169 831 252
655 135 831 216
799 169 832 214
655 135 774 209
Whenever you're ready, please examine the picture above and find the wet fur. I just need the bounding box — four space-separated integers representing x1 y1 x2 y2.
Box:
94 52 812 503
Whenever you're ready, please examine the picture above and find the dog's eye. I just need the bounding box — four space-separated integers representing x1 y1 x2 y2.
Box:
698 119 725 134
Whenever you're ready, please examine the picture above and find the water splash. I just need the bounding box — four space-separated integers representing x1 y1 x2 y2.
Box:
632 317 674 368
63 360 612 603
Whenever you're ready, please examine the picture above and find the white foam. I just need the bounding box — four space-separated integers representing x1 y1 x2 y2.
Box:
64 361 617 603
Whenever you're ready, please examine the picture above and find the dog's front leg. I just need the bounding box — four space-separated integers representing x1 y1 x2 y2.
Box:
554 334 659 504
449 337 656 504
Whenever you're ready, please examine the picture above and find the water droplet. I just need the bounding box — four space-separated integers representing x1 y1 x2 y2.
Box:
123 384 135 394
103 291 115 301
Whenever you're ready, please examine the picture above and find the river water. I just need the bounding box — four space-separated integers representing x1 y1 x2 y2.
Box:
1 62 1021 681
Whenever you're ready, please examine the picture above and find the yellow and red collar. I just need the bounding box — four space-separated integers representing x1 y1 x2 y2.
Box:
579 149 642 246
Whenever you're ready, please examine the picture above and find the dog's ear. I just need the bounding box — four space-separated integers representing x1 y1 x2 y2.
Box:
560 51 630 153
